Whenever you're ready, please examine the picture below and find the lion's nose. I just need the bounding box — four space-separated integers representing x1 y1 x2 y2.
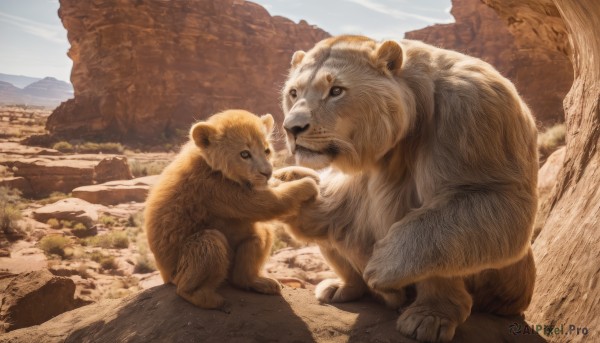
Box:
285 123 310 137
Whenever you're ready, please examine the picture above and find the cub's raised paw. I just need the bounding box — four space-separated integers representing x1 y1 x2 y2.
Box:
290 178 319 202
315 278 366 303
273 166 320 184
249 276 282 295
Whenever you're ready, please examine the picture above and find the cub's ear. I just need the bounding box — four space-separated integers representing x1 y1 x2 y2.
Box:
372 40 403 75
190 122 217 148
260 114 275 135
291 50 306 69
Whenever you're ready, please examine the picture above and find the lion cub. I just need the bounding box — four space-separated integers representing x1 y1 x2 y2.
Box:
144 109 319 311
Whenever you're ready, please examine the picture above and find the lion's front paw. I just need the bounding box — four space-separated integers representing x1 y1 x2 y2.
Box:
396 300 470 342
315 278 366 303
363 237 422 291
273 166 320 184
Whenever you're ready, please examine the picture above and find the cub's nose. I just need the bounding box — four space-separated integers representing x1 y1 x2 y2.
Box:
260 170 272 180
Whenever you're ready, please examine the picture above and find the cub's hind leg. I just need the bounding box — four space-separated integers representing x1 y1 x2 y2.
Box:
230 224 281 295
173 230 231 311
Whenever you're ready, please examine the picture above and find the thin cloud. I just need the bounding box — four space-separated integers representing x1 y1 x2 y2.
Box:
0 11 66 44
344 0 452 24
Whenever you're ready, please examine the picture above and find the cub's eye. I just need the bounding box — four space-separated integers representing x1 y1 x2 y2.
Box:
240 150 251 159
289 89 297 98
329 86 343 97
264 148 271 155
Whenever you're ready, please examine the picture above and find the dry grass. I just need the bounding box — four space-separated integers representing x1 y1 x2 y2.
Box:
39 235 70 257
128 159 169 177
538 123 566 163
84 231 129 249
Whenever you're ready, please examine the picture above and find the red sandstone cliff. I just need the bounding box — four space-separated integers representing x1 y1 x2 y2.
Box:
405 0 573 126
47 0 329 144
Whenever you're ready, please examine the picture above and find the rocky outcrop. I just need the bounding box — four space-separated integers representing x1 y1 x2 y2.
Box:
47 0 329 145
481 1 599 342
0 284 545 343
72 175 158 206
0 270 79 333
405 0 573 126
1 155 133 198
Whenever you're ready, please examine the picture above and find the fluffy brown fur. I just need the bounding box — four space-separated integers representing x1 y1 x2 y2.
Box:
281 36 538 342
144 109 319 311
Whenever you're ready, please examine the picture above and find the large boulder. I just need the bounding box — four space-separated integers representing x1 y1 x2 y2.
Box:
0 270 78 333
72 175 158 206
93 156 133 184
0 284 545 343
32 198 107 227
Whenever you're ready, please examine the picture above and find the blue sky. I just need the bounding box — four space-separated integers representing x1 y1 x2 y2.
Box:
0 0 452 83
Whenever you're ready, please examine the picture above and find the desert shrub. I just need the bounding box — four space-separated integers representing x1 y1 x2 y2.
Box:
77 142 124 154
89 251 118 270
133 254 156 274
46 218 60 229
538 123 566 162
60 220 74 229
52 141 74 153
38 192 69 205
128 159 169 177
84 231 129 249
73 222 86 230
127 210 144 228
99 215 118 228
111 231 130 249
39 235 70 257
0 187 23 240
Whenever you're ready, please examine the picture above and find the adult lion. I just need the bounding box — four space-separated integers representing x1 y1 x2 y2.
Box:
280 35 537 342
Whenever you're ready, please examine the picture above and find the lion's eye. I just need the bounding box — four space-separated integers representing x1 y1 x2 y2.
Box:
240 150 251 159
265 148 271 155
329 86 343 97
289 89 297 98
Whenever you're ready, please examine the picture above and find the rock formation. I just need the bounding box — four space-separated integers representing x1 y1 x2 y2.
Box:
482 2 599 342
405 0 573 126
0 284 545 343
0 270 81 333
46 0 329 145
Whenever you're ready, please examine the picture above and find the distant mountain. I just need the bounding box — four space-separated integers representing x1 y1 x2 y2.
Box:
0 75 73 108
23 77 73 100
0 73 42 89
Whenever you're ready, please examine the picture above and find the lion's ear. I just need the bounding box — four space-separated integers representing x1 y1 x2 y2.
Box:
291 50 306 69
372 40 404 74
260 114 275 135
190 122 217 148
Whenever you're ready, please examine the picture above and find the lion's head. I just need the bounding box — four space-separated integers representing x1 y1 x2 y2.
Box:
282 35 416 172
190 109 275 188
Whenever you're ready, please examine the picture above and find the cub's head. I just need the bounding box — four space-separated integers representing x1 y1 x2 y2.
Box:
282 35 415 172
190 109 274 188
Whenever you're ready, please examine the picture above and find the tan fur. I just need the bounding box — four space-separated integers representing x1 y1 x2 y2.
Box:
144 109 319 311
281 36 538 341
